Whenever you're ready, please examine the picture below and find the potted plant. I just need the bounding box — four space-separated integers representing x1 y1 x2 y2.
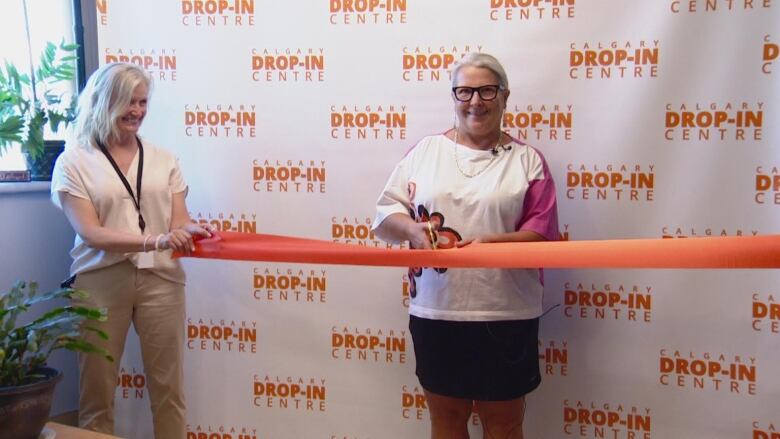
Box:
0 41 78 181
0 0 79 181
0 281 112 439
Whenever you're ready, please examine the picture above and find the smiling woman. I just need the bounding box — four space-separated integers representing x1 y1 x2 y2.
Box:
0 0 78 174
372 52 560 439
49 62 214 436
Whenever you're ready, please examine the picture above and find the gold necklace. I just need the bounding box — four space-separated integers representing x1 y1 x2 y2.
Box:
452 130 504 178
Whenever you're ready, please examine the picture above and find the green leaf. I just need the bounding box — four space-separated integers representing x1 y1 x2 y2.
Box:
22 113 46 160
27 307 69 325
70 306 107 322
40 43 56 72
47 110 70 132
84 326 109 340
28 282 38 298
0 115 25 150
58 338 113 362
60 40 79 52
26 316 79 333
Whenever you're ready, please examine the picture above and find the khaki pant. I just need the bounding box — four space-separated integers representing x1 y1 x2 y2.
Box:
73 261 185 439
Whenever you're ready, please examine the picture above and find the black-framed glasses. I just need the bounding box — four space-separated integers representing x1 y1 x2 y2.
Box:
452 85 502 102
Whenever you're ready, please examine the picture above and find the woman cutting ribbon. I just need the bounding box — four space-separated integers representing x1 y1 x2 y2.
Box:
51 62 212 438
373 53 560 439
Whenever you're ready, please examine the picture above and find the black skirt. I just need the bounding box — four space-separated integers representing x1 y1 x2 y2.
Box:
409 315 541 401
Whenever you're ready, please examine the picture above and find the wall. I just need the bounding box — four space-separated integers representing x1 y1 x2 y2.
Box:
92 1 780 438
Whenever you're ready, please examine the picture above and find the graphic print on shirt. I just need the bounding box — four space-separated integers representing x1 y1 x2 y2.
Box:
405 201 462 299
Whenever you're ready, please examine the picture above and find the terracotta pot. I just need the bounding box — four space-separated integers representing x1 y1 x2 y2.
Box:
0 367 63 439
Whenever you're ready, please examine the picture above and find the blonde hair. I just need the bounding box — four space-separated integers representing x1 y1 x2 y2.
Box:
451 52 509 90
73 63 152 148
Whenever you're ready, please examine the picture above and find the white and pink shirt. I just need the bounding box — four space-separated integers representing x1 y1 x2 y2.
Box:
374 134 559 321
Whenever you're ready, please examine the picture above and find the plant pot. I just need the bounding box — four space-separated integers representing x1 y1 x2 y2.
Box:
0 367 63 439
23 140 65 182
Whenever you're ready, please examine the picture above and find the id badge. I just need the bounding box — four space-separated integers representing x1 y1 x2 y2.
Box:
137 252 155 269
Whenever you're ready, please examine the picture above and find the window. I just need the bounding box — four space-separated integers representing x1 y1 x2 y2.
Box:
0 0 77 172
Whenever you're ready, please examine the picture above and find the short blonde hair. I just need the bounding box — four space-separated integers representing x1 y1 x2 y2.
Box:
451 52 509 90
73 63 151 148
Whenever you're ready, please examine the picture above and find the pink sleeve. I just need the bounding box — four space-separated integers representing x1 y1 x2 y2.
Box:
515 150 560 241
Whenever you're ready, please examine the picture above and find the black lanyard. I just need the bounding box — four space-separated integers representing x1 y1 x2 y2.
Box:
96 136 146 233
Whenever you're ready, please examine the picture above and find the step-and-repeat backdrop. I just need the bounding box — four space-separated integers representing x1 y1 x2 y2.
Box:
95 1 779 438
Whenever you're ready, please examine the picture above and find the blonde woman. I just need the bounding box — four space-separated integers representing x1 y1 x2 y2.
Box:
51 62 212 438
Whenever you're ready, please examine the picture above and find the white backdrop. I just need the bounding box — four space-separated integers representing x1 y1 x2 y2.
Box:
96 1 780 438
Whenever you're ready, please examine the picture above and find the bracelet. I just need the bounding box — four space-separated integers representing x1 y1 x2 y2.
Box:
142 235 153 252
154 233 164 251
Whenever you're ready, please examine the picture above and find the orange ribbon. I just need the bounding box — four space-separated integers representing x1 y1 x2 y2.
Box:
185 232 780 269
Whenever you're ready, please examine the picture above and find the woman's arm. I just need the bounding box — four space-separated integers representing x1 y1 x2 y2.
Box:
60 192 155 253
59 191 211 254
457 229 546 247
170 190 192 230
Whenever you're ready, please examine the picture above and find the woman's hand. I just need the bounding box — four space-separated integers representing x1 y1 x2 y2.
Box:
158 229 194 254
456 236 487 248
408 221 436 250
182 222 215 239
158 223 214 254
